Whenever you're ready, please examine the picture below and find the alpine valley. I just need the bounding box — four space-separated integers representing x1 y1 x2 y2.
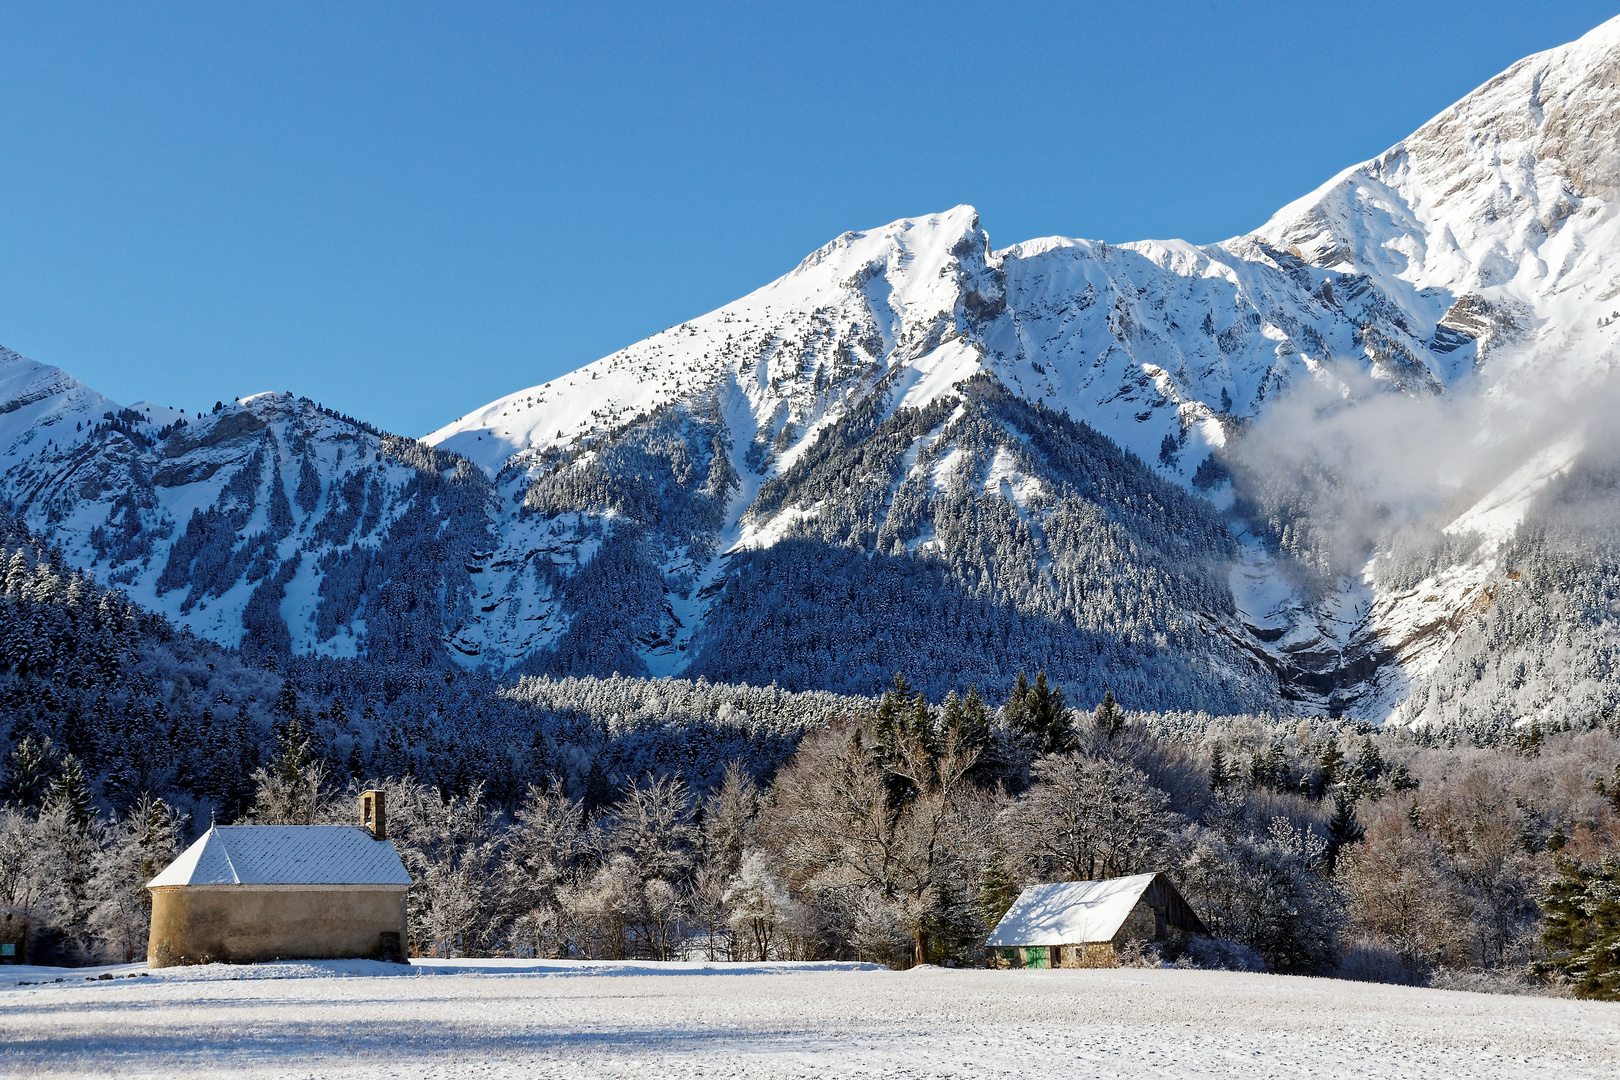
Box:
10 16 1620 737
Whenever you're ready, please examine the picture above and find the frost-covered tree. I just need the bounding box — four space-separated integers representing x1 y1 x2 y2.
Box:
35 759 102 961
1000 752 1174 883
366 779 504 958
0 735 57 810
501 781 587 958
0 806 44 914
1003 673 1072 756
250 717 330 825
89 795 184 961
701 762 760 880
724 851 792 961
563 855 644 961
1337 800 1470 980
1534 854 1620 999
1174 803 1342 974
765 719 989 967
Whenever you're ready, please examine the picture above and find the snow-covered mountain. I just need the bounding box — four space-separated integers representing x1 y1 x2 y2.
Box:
8 16 1620 723
0 356 496 666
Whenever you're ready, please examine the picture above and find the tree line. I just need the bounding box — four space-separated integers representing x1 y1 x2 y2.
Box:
6 669 1617 998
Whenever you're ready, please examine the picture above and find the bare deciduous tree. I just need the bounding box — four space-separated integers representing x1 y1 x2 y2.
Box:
1338 799 1472 978
1000 752 1174 883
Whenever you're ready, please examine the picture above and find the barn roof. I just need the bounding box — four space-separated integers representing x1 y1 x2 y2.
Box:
148 826 412 888
985 873 1159 946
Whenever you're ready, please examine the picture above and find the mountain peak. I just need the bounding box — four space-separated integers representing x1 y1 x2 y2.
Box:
1256 12 1620 305
425 204 1003 475
13 21 1620 721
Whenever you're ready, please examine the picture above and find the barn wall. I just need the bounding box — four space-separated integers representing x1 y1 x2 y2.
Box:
1109 892 1194 956
1143 876 1207 935
985 943 1121 969
148 886 407 967
0 908 31 964
1114 899 1158 943
1056 943 1116 968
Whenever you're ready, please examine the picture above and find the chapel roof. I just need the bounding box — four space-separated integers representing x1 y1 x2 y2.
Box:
148 825 412 888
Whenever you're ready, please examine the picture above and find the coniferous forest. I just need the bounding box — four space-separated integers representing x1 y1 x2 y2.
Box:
2 503 1617 997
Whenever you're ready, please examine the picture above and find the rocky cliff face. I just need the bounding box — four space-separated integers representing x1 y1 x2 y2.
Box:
8 18 1620 721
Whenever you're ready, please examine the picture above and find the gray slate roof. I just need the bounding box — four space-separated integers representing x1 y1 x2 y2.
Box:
148 825 412 888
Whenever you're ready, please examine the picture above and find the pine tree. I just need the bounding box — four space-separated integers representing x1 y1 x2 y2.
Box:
1324 787 1365 871
272 680 300 723
875 673 914 740
1025 673 1069 754
1247 749 1265 789
44 754 94 831
0 735 58 809
958 686 991 751
250 716 329 825
1267 736 1289 789
911 691 937 758
1002 673 1032 734
1356 738 1384 784
1002 672 1071 755
1534 855 1620 999
1209 742 1230 792
1092 688 1125 740
940 687 991 756
1317 740 1345 796
978 849 1021 928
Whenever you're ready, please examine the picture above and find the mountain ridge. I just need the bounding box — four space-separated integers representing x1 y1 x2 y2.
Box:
7 16 1620 724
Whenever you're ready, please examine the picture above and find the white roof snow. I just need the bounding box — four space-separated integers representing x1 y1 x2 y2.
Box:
148 826 412 888
984 873 1156 947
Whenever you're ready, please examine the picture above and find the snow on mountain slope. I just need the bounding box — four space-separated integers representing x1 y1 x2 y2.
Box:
1251 15 1620 717
427 205 1000 475
0 383 495 663
0 347 133 462
7 19 1620 714
419 193 1452 693
1260 16 1620 318
416 16 1620 711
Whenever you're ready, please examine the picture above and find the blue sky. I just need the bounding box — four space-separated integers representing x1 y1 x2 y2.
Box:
1 1 1615 436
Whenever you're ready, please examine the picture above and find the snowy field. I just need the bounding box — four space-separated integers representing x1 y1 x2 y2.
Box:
3 959 1618 1079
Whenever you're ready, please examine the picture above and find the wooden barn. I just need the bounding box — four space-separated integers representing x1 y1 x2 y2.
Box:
984 872 1206 969
146 791 412 967
1 906 31 964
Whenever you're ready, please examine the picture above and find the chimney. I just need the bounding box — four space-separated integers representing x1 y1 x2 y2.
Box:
360 789 387 840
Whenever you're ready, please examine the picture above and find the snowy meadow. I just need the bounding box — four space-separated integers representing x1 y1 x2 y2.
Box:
3 959 1618 1079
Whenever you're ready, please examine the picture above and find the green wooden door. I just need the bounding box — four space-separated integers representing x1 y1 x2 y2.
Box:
1024 945 1047 969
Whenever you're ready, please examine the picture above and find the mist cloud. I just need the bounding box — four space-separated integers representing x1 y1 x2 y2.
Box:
1225 351 1620 579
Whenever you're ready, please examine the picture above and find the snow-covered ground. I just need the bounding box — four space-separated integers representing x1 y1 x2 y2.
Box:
2 960 1616 1079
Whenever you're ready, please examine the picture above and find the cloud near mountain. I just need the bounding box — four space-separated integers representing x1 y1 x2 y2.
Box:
8 17 1620 731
